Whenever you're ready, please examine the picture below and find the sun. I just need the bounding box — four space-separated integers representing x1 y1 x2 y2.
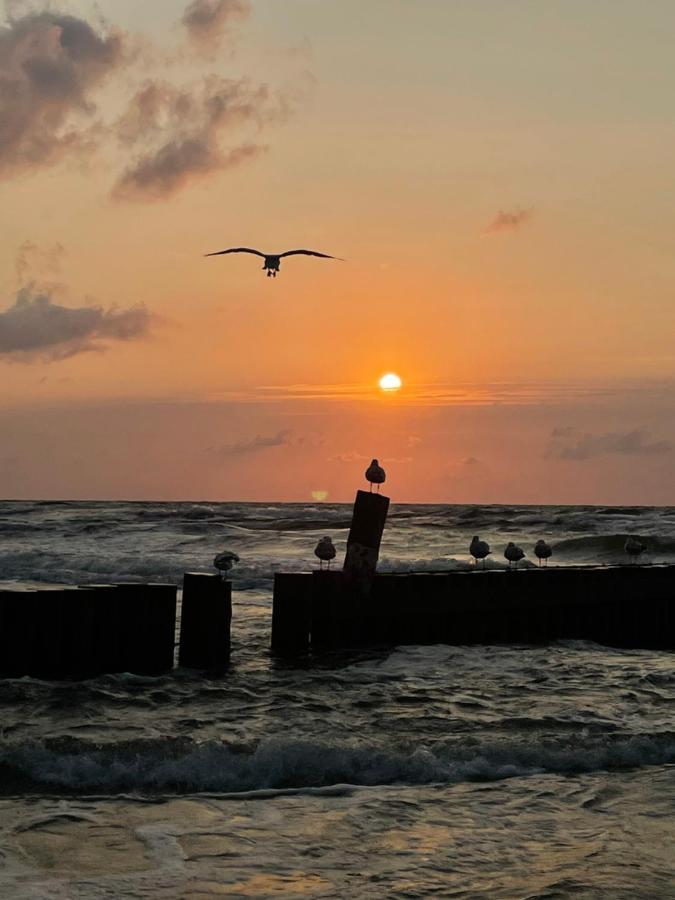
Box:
379 372 402 392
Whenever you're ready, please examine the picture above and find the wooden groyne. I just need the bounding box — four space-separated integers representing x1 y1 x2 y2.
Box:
0 574 231 680
272 566 675 654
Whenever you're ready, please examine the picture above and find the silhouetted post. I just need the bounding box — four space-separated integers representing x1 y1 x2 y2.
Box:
343 490 390 592
179 574 231 671
31 590 68 679
79 584 122 675
0 590 37 677
271 573 312 655
116 583 177 675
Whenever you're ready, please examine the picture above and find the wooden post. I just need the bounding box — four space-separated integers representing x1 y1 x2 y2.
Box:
343 490 390 592
271 573 312 655
30 590 68 679
179 573 231 671
79 584 122 676
116 583 177 676
0 591 37 677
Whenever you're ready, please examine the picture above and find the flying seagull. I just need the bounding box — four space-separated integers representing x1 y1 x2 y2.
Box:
205 247 341 278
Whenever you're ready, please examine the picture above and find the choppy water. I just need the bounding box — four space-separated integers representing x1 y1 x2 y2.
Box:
0 501 673 898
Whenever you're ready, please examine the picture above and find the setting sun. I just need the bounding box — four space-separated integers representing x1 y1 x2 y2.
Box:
379 373 403 392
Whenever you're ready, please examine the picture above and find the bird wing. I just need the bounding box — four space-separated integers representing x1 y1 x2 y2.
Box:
205 248 267 258
278 249 343 260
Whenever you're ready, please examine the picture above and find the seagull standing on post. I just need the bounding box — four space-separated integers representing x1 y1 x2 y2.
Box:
624 536 646 564
205 247 341 278
213 551 240 580
470 536 491 569
534 539 553 567
504 542 525 569
365 459 386 493
314 536 337 570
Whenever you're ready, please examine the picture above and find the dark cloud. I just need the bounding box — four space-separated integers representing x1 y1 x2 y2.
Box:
484 208 533 234
462 456 480 466
548 428 673 461
211 430 291 456
0 286 152 362
0 10 125 177
112 77 271 200
182 0 250 48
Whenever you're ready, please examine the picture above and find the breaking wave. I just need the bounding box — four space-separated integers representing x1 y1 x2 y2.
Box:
1 733 673 796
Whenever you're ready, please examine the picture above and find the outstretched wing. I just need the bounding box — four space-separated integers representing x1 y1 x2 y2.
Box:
205 248 266 258
278 249 343 260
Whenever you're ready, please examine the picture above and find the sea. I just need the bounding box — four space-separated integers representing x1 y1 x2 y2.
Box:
0 500 673 899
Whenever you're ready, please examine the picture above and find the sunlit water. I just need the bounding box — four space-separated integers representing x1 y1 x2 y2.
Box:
0 501 673 898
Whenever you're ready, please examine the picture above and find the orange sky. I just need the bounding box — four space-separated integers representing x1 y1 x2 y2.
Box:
1 1 675 502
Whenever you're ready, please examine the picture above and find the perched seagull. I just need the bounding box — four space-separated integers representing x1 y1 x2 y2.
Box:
624 536 646 564
314 536 337 570
534 539 553 567
504 542 525 569
204 247 341 278
213 551 240 580
470 535 491 569
365 459 386 492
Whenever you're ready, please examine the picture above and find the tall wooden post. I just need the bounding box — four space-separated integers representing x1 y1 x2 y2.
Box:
179 573 232 671
343 490 390 592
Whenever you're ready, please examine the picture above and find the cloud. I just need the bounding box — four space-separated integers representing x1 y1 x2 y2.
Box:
0 286 152 362
182 0 250 49
328 451 370 463
0 10 125 177
15 241 67 283
462 456 480 466
112 77 272 200
212 430 291 456
548 428 673 461
484 208 533 234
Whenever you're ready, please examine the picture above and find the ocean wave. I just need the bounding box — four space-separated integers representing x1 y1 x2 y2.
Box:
1 732 673 796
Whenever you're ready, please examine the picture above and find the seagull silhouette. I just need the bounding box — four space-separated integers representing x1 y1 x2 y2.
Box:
205 247 341 278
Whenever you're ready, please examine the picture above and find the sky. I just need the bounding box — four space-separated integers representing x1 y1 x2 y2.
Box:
1 0 675 503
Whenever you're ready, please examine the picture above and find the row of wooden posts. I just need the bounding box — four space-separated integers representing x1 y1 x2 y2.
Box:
1 488 673 679
0 573 231 679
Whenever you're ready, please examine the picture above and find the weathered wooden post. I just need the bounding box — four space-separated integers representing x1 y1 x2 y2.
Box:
0 590 37 677
179 573 231 671
343 490 390 592
271 573 312 655
116 583 177 676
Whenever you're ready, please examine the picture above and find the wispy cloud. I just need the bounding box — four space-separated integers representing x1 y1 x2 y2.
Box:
15 241 67 284
0 10 126 178
112 77 278 201
484 208 533 234
547 427 673 461
210 429 291 456
0 286 152 362
181 0 251 49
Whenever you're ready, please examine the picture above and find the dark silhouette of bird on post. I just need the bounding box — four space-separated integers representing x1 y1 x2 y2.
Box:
624 536 646 564
534 539 553 567
213 551 239 580
314 536 337 570
205 247 342 277
365 459 386 492
504 542 525 569
470 536 491 569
